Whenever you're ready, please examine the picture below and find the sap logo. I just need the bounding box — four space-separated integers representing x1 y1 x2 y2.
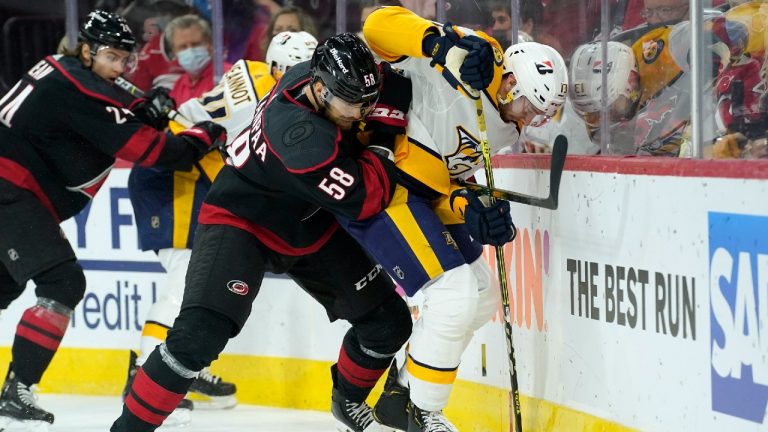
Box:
709 212 768 424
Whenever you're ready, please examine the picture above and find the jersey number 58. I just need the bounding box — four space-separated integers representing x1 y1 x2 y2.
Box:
318 167 354 200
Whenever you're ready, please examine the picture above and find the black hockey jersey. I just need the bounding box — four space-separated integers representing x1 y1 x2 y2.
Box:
199 62 398 255
0 55 203 221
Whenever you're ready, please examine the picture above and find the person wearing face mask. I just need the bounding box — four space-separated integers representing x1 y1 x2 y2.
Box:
166 14 231 105
0 10 226 429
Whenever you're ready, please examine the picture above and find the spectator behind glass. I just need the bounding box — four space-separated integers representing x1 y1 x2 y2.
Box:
538 0 601 59
256 7 317 59
122 1 192 92
490 0 545 47
399 0 437 19
167 14 230 104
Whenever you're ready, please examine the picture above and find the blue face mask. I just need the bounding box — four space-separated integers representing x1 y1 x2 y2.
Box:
177 46 211 74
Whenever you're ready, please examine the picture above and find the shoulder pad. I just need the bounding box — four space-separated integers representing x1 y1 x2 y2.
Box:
263 97 341 172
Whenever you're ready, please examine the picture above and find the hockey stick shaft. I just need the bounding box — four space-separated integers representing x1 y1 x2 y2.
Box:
474 98 523 432
115 77 194 129
461 135 567 210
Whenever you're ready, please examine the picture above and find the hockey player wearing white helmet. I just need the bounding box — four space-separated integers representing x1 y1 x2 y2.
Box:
122 31 317 421
353 6 568 431
265 30 318 79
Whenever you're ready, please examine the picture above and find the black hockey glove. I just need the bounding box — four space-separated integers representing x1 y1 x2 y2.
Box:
129 87 176 130
177 121 227 159
451 188 516 246
423 23 495 91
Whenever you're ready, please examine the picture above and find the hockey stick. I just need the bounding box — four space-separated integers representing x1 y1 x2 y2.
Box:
474 97 523 432
460 135 568 210
115 77 194 129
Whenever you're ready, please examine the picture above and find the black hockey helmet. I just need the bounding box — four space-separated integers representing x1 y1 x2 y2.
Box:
79 10 136 52
311 33 380 106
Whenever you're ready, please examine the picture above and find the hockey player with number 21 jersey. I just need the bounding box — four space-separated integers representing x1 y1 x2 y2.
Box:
0 10 226 430
355 6 569 431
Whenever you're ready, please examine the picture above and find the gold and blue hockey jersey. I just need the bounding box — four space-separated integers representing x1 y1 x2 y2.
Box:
130 60 276 250
363 6 517 222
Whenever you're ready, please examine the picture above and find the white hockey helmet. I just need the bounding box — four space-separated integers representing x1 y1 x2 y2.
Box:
503 42 569 118
569 41 640 127
266 31 318 78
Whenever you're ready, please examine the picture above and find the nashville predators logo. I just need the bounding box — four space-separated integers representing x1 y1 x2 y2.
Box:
642 39 664 64
493 46 504 65
445 126 482 176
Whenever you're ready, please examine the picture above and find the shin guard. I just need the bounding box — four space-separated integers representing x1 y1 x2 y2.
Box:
12 298 71 385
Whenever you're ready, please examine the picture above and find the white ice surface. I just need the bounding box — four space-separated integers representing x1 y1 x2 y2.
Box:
28 394 338 431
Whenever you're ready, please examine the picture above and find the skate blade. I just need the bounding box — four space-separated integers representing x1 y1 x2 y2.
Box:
157 407 192 429
0 416 50 432
185 394 237 410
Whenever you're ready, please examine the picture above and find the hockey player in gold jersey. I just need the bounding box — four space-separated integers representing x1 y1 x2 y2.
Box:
360 6 568 431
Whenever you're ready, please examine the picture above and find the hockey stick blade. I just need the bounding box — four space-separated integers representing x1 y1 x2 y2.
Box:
462 135 568 209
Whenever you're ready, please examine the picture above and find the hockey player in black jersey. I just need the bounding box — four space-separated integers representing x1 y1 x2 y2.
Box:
111 33 413 432
0 10 226 429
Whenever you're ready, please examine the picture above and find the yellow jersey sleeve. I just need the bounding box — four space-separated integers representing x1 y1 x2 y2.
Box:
432 182 469 225
363 6 438 62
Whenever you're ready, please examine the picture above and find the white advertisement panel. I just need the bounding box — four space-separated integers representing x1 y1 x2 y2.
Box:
455 156 767 432
0 157 765 431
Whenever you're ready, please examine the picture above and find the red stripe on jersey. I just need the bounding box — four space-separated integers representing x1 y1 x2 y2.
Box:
125 394 167 426
138 132 167 167
132 368 186 413
0 157 60 221
20 305 69 336
357 151 392 220
115 125 163 162
198 203 339 256
46 57 126 107
337 346 386 388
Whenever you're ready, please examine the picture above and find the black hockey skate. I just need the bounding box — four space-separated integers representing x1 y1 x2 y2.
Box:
122 351 194 427
407 401 458 432
0 368 54 430
187 367 237 409
331 387 390 432
373 360 408 431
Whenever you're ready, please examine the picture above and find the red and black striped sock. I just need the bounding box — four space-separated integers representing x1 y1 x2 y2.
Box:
12 304 69 385
116 347 194 431
333 331 391 402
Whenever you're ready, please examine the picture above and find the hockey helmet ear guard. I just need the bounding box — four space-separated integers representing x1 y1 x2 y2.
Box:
503 42 568 118
569 41 640 127
311 33 381 108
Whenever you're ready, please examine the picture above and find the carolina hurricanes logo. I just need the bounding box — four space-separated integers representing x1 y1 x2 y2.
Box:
535 59 554 74
227 280 249 296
